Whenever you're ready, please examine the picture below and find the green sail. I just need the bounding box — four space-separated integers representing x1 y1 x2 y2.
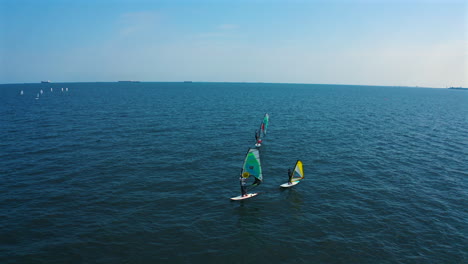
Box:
261 113 269 136
242 148 262 181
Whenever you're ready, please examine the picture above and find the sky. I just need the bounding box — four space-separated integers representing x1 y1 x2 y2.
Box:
0 0 466 87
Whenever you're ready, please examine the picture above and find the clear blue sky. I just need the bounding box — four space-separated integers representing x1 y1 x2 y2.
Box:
0 0 466 87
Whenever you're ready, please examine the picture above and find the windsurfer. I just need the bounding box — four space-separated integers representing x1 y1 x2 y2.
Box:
240 170 249 197
255 130 262 145
288 168 292 185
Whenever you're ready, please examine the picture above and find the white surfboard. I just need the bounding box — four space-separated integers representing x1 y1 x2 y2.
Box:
280 181 300 188
230 193 258 201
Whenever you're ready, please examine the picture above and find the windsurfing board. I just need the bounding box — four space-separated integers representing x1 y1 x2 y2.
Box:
255 143 261 147
280 181 300 188
230 193 258 201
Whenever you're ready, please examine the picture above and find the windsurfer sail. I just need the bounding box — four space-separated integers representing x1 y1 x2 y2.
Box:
242 148 262 189
290 160 304 182
261 113 269 136
255 113 269 147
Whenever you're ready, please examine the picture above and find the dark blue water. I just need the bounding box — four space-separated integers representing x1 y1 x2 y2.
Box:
0 82 467 263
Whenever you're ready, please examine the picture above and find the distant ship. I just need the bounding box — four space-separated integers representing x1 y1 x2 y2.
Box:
41 80 51 83
118 80 140 83
448 87 467 90
183 81 193 83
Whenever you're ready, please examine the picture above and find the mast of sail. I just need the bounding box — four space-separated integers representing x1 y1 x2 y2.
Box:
291 160 304 181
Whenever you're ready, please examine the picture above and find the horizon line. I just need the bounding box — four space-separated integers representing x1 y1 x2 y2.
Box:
0 80 450 89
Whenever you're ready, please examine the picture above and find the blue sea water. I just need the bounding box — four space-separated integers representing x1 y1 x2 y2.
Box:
0 82 467 263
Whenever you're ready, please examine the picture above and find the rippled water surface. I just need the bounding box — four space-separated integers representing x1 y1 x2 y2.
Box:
0 82 467 263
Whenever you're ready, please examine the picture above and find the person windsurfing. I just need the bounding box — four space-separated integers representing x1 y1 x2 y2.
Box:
287 168 292 185
240 166 262 197
255 130 262 145
240 170 249 197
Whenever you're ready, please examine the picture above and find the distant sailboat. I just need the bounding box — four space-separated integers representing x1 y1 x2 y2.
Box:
20 90 24 95
66 87 68 91
36 93 39 100
61 88 64 92
50 88 53 92
40 89 43 94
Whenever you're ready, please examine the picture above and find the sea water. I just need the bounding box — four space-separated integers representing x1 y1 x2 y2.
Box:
0 82 466 263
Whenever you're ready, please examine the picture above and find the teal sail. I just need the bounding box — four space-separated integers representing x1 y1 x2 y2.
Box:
260 113 269 136
241 148 262 183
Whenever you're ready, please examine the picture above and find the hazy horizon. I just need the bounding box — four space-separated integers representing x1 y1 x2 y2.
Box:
1 0 466 88
0 80 461 89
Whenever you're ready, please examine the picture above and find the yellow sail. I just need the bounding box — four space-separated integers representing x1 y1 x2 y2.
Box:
291 160 304 182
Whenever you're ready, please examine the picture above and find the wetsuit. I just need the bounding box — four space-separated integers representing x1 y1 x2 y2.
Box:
240 176 247 196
